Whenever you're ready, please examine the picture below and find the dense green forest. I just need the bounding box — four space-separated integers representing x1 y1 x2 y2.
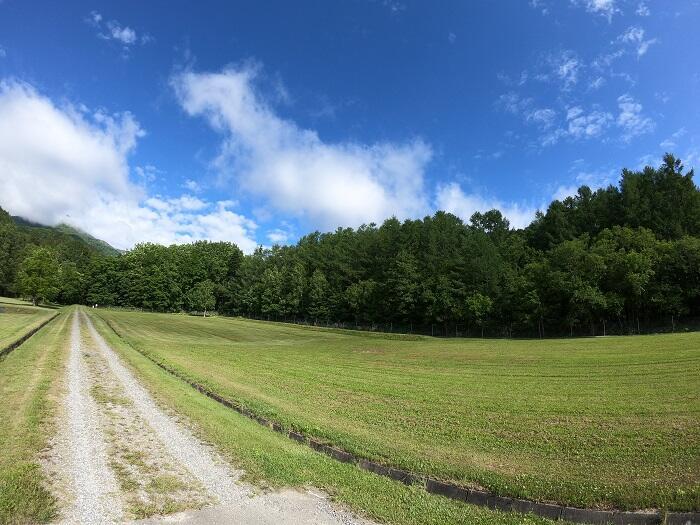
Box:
2 154 699 336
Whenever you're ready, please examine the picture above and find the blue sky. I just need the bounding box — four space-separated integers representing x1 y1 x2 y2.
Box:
0 0 698 251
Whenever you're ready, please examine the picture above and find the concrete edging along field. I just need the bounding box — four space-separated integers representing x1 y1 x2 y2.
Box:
0 312 59 359
99 316 699 525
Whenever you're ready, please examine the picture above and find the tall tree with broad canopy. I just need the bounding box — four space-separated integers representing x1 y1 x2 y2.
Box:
186 280 216 317
17 246 60 305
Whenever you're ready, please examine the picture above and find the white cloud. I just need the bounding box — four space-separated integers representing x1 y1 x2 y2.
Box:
0 46 6 58
145 195 209 212
534 0 617 18
552 185 579 201
616 93 654 141
526 108 557 129
683 148 700 170
448 32 456 44
382 0 406 13
87 12 149 54
266 227 294 244
529 0 549 15
659 127 686 150
533 106 613 147
435 183 538 229
575 168 617 188
554 166 617 200
619 26 657 57
88 11 102 25
105 22 137 45
557 56 581 87
184 179 203 193
592 49 625 70
0 80 258 252
636 2 650 16
589 76 605 90
498 87 614 146
575 0 618 20
566 106 613 139
134 164 160 183
172 66 433 230
498 92 532 114
541 50 581 89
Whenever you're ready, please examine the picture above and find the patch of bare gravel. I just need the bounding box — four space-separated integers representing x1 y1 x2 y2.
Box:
82 320 212 519
46 311 124 524
83 311 243 506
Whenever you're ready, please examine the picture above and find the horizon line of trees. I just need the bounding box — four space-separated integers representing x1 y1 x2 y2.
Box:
3 154 699 337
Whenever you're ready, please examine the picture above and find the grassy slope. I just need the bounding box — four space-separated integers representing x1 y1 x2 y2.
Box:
95 310 700 512
0 308 68 524
0 299 55 351
86 310 553 525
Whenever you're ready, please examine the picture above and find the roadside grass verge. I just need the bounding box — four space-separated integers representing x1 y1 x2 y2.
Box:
0 297 33 307
87 309 555 525
93 309 700 512
0 308 68 524
0 299 56 351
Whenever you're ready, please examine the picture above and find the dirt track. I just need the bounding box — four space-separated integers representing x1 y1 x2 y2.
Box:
45 310 372 524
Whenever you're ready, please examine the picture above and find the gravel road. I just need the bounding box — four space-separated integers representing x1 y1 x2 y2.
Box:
49 311 124 524
46 310 373 524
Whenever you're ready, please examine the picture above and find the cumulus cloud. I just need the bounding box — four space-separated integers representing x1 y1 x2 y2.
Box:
106 22 137 45
565 106 613 139
537 97 652 146
528 106 613 147
0 80 258 252
435 183 539 229
172 66 433 230
616 93 654 141
498 88 614 146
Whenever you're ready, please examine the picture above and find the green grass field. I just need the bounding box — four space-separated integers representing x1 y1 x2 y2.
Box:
87 310 552 525
0 308 67 523
93 310 700 512
0 297 56 351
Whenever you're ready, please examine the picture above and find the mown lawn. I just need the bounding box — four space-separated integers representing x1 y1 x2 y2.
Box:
87 310 554 525
0 307 68 524
93 309 700 512
0 297 56 351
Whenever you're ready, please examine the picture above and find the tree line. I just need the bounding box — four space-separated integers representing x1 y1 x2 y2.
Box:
2 154 699 337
